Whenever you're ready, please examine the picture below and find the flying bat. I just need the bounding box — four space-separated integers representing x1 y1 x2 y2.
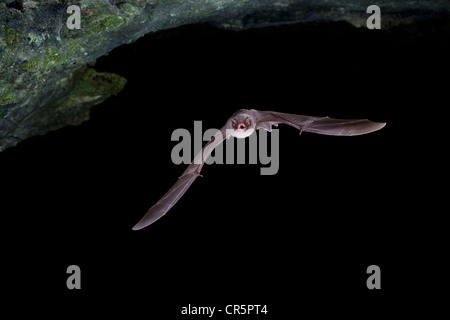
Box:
132 109 385 230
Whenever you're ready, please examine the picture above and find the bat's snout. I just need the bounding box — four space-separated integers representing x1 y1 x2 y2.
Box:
237 122 247 130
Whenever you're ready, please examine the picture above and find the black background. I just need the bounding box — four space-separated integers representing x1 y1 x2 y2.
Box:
1 20 447 316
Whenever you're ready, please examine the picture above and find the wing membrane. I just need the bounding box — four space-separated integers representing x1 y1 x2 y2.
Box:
256 111 385 136
132 127 230 230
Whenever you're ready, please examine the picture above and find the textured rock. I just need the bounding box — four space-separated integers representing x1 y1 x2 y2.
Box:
0 0 449 151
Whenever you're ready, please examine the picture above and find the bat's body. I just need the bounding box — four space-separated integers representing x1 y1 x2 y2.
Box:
132 109 385 230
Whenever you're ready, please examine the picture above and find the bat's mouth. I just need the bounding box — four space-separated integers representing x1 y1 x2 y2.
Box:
237 122 247 130
232 117 251 132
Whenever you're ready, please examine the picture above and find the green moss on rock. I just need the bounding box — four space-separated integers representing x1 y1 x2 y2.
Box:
0 68 126 151
0 89 19 105
0 0 449 152
3 28 21 48
63 68 127 109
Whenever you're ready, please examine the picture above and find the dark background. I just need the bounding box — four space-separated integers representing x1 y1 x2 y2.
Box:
1 20 447 316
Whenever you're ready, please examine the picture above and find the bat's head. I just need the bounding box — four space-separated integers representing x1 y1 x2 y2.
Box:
230 110 256 138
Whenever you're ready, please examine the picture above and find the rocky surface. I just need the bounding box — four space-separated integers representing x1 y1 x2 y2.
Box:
1 0 449 152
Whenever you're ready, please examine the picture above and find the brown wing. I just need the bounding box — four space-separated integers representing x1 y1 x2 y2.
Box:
255 111 385 136
132 126 231 230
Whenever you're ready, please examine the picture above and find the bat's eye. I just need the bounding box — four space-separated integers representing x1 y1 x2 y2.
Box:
243 117 251 128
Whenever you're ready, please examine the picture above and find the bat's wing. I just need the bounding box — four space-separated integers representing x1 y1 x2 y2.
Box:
132 126 231 230
255 111 385 136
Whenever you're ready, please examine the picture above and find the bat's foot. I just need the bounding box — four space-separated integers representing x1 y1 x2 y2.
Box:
193 169 203 178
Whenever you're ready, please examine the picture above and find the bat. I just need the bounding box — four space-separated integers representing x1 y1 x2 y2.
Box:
132 109 385 230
